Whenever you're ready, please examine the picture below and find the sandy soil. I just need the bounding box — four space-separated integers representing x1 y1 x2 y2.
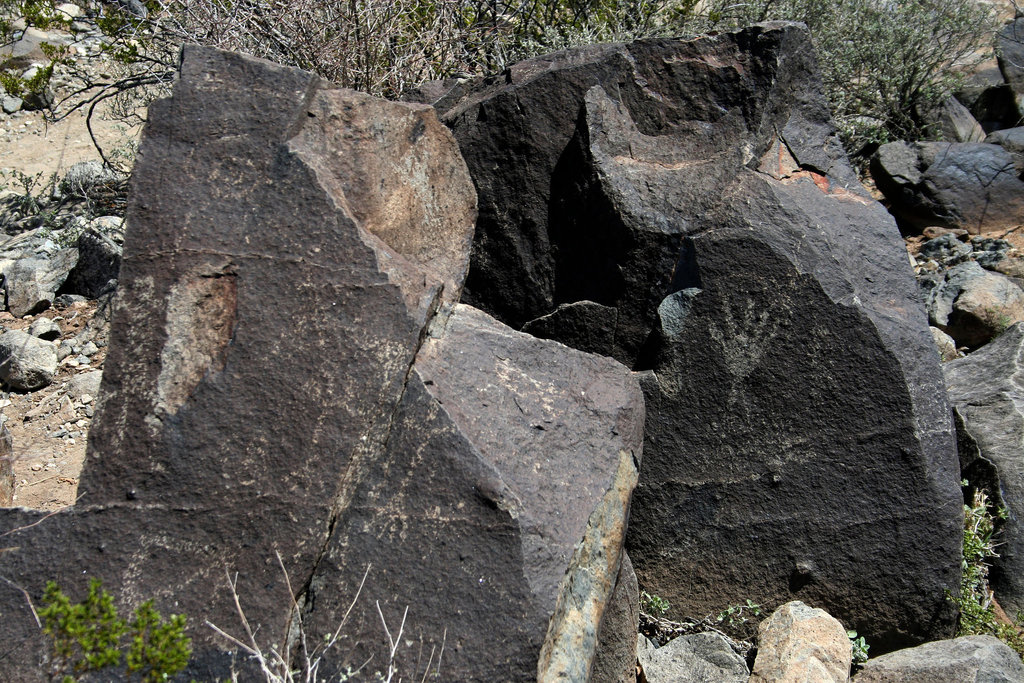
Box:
2 300 104 509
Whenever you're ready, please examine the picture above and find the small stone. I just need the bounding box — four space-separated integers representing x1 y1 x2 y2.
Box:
80 341 98 356
73 354 90 366
30 463 41 471
27 317 61 341
79 394 92 404
1 96 22 114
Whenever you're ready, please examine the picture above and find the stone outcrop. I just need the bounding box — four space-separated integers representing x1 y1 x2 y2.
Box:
854 635 1024 683
945 323 1024 616
436 22 961 650
871 141 1024 233
0 45 643 682
749 601 851 683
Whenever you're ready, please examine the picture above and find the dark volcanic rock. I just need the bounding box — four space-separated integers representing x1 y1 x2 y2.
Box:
945 323 1024 616
63 226 121 298
301 304 643 681
0 44 475 680
441 22 961 650
871 141 1024 233
0 44 642 683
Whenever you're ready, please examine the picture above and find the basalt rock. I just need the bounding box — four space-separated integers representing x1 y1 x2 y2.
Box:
439 22 961 650
945 323 1024 617
871 141 1024 233
0 46 642 682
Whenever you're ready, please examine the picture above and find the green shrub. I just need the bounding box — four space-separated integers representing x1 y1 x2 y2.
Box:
951 486 1024 658
39 578 191 682
683 0 1000 155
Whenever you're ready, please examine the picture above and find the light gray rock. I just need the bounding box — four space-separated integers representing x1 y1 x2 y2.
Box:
854 635 1024 682
946 323 1024 616
931 326 960 361
925 261 1024 348
638 632 748 683
1 96 22 114
65 369 101 400
0 329 56 391
59 161 123 198
27 317 60 341
750 601 851 683
3 248 78 316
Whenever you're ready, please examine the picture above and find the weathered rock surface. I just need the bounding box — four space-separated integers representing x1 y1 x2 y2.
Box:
998 17 1024 113
750 601 851 683
986 127 1024 176
0 423 13 506
923 261 1024 348
638 631 748 683
27 315 60 340
0 329 57 390
0 44 643 683
956 65 1019 134
440 21 961 650
931 326 960 362
3 247 78 316
853 635 1024 683
592 552 640 683
945 323 1024 616
871 141 1024 233
63 226 121 298
920 96 986 143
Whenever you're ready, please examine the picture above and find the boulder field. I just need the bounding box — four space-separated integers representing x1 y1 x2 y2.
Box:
0 21 980 682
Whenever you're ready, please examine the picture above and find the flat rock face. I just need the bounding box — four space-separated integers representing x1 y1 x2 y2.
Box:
853 635 1024 683
440 22 961 649
945 323 1024 616
0 46 642 682
302 304 644 681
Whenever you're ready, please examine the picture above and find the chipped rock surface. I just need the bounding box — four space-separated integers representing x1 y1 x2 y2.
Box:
438 21 961 649
0 45 642 683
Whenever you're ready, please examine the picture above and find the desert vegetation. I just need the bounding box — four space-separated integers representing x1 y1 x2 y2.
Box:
0 0 1005 162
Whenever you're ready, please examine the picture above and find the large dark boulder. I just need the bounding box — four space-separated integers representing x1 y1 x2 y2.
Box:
871 141 1024 233
0 46 643 682
945 323 1024 617
439 22 961 650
